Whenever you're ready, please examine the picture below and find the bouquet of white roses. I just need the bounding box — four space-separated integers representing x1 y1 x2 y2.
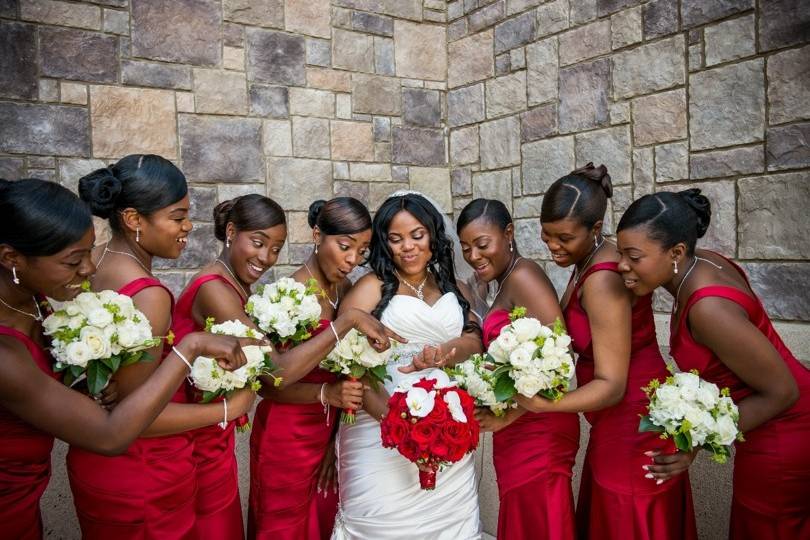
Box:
320 328 396 423
245 277 322 348
43 289 161 395
639 370 743 463
486 307 575 403
447 353 512 416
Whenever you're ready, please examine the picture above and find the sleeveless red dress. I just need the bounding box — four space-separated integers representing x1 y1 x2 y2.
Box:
172 274 245 540
482 309 580 540
670 256 810 540
248 319 339 540
67 277 198 540
0 326 60 540
565 262 697 540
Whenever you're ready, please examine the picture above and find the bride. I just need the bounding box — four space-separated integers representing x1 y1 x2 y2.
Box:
332 192 484 539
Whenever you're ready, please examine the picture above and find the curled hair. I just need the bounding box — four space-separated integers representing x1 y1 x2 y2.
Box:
540 162 613 229
308 197 371 235
456 198 513 234
368 194 476 333
213 194 286 242
617 189 712 255
78 154 187 232
0 178 92 256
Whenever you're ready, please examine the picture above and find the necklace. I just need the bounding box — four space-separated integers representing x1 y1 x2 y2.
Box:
492 256 522 300
215 259 250 300
0 294 43 321
395 270 429 301
672 256 723 314
304 261 338 310
99 244 151 275
573 235 605 284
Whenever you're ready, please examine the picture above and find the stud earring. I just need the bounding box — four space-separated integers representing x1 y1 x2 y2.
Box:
673 260 679 274
12 266 20 285
225 237 231 248
135 227 140 243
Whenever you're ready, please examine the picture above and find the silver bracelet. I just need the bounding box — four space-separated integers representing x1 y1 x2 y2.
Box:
329 321 341 344
218 398 228 430
320 382 331 427
172 346 193 371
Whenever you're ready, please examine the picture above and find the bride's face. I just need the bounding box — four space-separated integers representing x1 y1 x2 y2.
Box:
385 210 432 277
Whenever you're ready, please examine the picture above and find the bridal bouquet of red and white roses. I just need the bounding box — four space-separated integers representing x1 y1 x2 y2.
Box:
380 371 479 490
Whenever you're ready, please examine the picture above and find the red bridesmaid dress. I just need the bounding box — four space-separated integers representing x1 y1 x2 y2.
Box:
0 326 60 540
670 256 810 540
172 274 246 540
248 319 339 540
67 277 198 540
565 262 697 540
482 309 580 540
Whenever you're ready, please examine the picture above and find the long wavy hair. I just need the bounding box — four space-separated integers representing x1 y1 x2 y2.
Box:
368 193 477 333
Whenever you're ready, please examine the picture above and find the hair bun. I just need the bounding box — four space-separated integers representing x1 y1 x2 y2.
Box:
78 168 122 219
213 199 237 241
308 199 326 228
678 188 712 238
570 162 613 198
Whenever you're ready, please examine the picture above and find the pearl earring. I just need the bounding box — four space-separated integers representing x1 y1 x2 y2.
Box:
509 242 514 253
226 237 231 248
12 266 20 285
673 260 679 274
135 227 140 243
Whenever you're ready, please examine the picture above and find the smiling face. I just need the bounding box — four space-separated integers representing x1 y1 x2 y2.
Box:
459 217 514 283
18 227 96 301
540 217 599 268
315 227 372 285
135 194 193 259
616 226 677 296
385 210 432 277
227 223 287 285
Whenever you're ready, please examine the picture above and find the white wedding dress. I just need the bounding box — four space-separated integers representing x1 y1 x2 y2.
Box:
331 293 482 539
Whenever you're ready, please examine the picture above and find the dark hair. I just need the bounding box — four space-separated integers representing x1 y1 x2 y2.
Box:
540 162 613 229
368 193 476 332
617 189 711 255
456 198 513 234
308 197 371 235
78 154 187 232
213 194 286 242
0 178 93 256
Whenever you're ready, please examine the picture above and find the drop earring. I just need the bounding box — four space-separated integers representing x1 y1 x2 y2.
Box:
135 227 141 243
314 243 319 255
509 241 514 253
225 236 231 248
673 260 679 274
12 266 20 285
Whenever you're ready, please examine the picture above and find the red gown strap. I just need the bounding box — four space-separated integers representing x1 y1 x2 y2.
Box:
189 274 246 305
0 326 56 378
482 309 510 349
117 276 175 312
576 261 620 287
676 285 758 333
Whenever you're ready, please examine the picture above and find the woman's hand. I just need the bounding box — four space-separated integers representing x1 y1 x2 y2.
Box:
316 441 338 495
343 308 407 352
474 408 510 433
398 344 457 373
515 394 551 413
227 388 256 420
643 448 699 484
96 379 120 410
182 332 267 371
324 380 365 410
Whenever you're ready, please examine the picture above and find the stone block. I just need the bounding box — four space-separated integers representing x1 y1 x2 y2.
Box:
448 84 486 127
0 22 38 100
334 181 370 206
479 116 520 170
448 30 494 88
352 74 401 116
285 0 330 38
56 158 105 192
0 0 17 17
193 69 247 115
632 147 654 197
452 168 473 196
631 89 687 146
121 60 192 90
350 163 391 182
741 263 810 321
611 185 633 214
132 0 220 65
597 0 644 16
766 123 810 171
250 85 288 118
307 68 350 93
188 186 217 222
510 48 526 70
449 0 464 19
472 170 513 211
306 38 331 67
373 117 391 142
392 126 445 166
176 92 194 113
60 82 87 105
559 20 610 66
223 46 245 71
289 88 334 118
21 0 100 29
292 116 330 159
689 60 765 150
331 161 349 180
705 14 755 66
559 58 609 133
223 22 244 47
395 21 447 81
40 27 117 83
368 182 410 211
612 35 684 99
153 223 218 270
681 0 753 28
410 167 453 211
376 141 391 163
336 94 351 119
486 71 527 118
514 195 543 218
536 0 569 37
332 29 374 73
655 141 688 182
521 104 558 142
332 0 422 21
332 6 352 28
374 37 396 76
469 1 505 32
263 120 292 157
0 103 88 157
179 115 263 182
643 0 678 39
522 136 574 194
610 101 630 124
678 180 737 253
268 158 332 211
767 45 810 125
352 10 393 36
392 165 409 182
688 44 703 72
224 0 283 28
331 120 375 162
247 29 306 86
451 126 479 165
403 88 441 127
495 53 511 76
611 6 642 49
575 126 632 185
507 0 543 15
0 158 24 181
448 18 468 42
571 0 598 24
103 8 129 35
515 218 549 258
526 37 558 106
690 146 764 180
759 0 810 51
29 156 55 169
494 10 536 55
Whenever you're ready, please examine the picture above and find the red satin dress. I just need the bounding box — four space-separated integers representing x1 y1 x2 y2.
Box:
248 319 339 540
172 274 245 540
0 326 60 540
67 277 198 540
565 262 697 540
670 256 810 540
482 309 580 540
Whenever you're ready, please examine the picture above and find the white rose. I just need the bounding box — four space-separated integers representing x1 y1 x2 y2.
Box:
64 340 93 368
509 342 536 369
87 306 114 329
190 356 224 392
42 313 70 335
487 339 508 363
274 318 297 338
68 315 85 330
496 331 519 354
674 372 700 400
717 396 738 417
279 296 296 312
299 295 322 321
211 320 253 338
554 333 572 349
538 325 554 339
116 320 144 348
714 414 739 446
514 372 544 397
80 326 111 360
509 318 543 342
74 292 103 315
695 381 720 409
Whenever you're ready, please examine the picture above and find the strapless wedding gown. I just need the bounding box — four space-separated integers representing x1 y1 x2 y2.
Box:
332 293 482 539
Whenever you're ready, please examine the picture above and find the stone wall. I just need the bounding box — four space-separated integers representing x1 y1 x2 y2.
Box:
1 0 809 538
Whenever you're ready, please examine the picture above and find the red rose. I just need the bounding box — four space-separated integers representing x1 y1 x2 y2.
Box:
410 420 439 448
399 437 421 462
413 377 437 391
427 399 449 423
432 438 450 460
446 443 467 462
388 391 407 410
382 415 409 447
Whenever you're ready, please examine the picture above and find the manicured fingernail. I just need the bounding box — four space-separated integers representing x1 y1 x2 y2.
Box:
642 465 649 471
644 451 655 457
656 479 664 485
645 473 654 479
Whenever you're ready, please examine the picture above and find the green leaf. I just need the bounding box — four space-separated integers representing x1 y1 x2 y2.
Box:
69 365 85 379
349 364 367 379
370 364 390 382
493 373 516 402
87 360 112 396
638 415 663 434
673 431 692 453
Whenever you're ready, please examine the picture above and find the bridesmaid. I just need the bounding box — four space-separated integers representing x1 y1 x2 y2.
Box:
457 198 580 540
616 189 810 539
71 154 256 539
249 197 372 540
526 164 696 540
0 178 252 540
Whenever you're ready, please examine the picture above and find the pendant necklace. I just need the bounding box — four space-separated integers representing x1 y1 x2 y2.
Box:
395 270 429 301
304 261 338 310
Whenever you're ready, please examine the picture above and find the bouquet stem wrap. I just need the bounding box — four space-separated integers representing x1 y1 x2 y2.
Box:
341 375 360 424
418 467 438 490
